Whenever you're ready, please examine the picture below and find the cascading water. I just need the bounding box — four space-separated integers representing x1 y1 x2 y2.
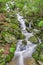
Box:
14 13 37 65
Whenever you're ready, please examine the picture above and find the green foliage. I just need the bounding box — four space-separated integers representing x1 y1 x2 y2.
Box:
0 54 6 65
0 61 5 65
14 0 43 17
9 47 15 53
38 20 43 27
33 44 43 61
39 52 43 61
2 31 16 43
0 0 43 64
33 51 39 60
0 48 4 53
0 0 10 3
6 53 14 62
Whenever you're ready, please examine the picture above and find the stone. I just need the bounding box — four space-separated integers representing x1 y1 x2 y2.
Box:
29 36 39 44
22 40 27 45
37 61 43 65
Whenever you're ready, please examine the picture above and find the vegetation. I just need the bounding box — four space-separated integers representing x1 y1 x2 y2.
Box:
0 0 43 65
29 36 39 44
33 44 43 61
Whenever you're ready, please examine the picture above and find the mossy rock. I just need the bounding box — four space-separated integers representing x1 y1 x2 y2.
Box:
29 36 39 44
22 40 27 45
25 20 29 27
26 27 33 33
20 34 25 39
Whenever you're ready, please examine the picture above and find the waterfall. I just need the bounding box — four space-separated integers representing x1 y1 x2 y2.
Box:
17 14 26 30
29 20 32 29
18 52 24 65
15 13 37 65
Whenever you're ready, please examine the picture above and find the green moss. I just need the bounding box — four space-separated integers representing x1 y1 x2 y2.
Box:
20 34 25 39
26 27 33 33
22 40 27 45
29 36 39 44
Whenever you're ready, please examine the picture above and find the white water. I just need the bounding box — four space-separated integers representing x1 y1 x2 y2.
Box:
15 13 37 65
29 20 32 29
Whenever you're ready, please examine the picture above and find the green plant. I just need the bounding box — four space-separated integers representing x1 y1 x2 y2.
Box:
38 20 43 27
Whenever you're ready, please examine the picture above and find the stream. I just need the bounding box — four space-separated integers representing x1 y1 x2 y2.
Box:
14 13 37 65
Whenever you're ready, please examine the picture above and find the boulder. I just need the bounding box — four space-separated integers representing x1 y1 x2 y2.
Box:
29 36 39 44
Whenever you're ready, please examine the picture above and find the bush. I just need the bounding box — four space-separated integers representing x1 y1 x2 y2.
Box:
33 44 43 61
38 20 43 27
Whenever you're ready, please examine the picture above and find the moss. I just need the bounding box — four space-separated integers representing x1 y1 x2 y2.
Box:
22 40 27 45
26 27 33 33
20 34 25 39
29 36 39 44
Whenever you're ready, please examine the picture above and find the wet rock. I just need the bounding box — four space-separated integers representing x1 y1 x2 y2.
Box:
29 36 39 44
22 40 27 45
25 20 29 27
33 29 40 35
37 61 43 65
20 44 26 51
26 27 33 33
24 57 37 65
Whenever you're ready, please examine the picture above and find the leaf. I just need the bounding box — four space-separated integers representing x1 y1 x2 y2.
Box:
38 21 43 27
9 47 15 53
